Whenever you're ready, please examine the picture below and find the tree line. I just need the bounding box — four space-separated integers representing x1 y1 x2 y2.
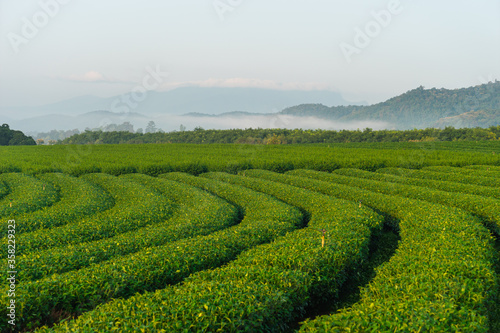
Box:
58 126 500 145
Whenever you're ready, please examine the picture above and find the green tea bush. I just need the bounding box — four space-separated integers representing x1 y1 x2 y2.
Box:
11 173 173 254
138 164 173 177
5 173 301 331
334 167 500 200
39 171 382 332
6 174 239 281
67 165 101 177
465 164 500 172
0 173 59 218
100 165 137 176
378 167 500 188
423 165 500 178
282 170 496 332
330 168 500 234
0 173 114 236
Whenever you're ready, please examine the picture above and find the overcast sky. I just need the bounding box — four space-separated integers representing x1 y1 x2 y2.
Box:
1 0 499 108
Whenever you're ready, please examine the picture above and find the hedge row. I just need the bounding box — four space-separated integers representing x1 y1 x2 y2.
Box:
423 165 500 178
378 167 500 188
465 165 500 172
1 173 114 237
0 173 59 219
6 173 301 331
281 170 497 332
201 172 383 304
6 174 239 282
10 173 174 256
331 168 500 234
333 167 500 200
40 171 382 332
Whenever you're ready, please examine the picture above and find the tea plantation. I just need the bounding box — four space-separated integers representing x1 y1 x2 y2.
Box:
0 142 499 332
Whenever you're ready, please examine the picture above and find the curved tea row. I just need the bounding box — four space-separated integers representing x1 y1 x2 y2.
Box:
279 170 496 332
1 173 114 243
0 166 497 332
4 173 301 331
39 172 382 332
379 167 500 188
3 174 239 282
0 173 59 219
329 168 500 234
335 167 500 200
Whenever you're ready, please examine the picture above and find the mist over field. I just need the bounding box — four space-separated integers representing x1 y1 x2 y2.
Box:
150 114 391 132
15 111 390 135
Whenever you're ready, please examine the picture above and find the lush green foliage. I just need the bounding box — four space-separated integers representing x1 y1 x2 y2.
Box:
0 173 59 219
201 171 383 302
0 142 499 177
423 165 500 178
5 174 239 282
466 164 500 171
41 171 382 332
0 123 35 146
11 173 173 256
378 167 500 188
334 167 500 200
0 143 498 332
1 173 114 236
280 170 497 332
329 168 500 234
281 82 500 128
58 125 500 145
6 173 301 331
327 140 500 154
0 180 8 200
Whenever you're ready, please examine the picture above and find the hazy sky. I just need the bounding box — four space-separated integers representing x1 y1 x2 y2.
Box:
1 0 499 108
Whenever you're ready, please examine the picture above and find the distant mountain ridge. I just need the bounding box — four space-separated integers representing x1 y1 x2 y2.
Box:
1 87 353 119
280 82 500 129
10 111 147 133
3 82 500 134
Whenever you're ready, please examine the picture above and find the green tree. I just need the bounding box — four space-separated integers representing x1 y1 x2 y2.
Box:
0 124 36 146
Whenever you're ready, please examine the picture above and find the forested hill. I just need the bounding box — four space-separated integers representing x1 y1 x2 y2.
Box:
280 81 500 129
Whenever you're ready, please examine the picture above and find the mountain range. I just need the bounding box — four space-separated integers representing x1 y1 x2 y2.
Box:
2 87 352 119
279 82 500 129
2 82 499 135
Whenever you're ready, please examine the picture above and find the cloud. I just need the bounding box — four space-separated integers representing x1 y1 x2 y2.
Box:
53 73 337 92
69 71 106 82
160 78 336 91
55 71 134 85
